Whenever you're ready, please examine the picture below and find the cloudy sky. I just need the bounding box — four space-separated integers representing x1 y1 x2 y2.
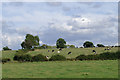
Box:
2 2 118 50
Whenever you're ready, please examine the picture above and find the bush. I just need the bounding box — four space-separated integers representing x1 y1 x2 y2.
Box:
76 54 88 61
13 54 32 62
76 51 119 61
32 54 48 62
98 52 117 60
2 58 11 63
3 46 12 51
49 54 66 61
86 55 94 60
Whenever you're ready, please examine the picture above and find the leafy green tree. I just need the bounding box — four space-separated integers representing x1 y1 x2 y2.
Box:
97 44 105 47
69 45 75 48
21 34 40 49
83 41 94 48
56 38 66 48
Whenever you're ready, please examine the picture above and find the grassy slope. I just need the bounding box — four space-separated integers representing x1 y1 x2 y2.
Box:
2 50 16 60
2 47 118 60
2 60 118 78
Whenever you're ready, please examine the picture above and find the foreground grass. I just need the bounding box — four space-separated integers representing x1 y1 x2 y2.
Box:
2 60 118 78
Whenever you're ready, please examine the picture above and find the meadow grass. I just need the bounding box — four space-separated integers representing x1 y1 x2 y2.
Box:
2 60 118 78
2 47 118 78
2 47 118 60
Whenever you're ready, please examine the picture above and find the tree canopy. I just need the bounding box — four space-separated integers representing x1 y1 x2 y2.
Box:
97 44 105 47
56 38 66 48
83 41 94 48
21 34 40 49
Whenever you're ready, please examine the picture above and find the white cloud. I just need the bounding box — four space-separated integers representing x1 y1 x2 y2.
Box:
2 2 118 50
39 41 43 44
2 34 25 49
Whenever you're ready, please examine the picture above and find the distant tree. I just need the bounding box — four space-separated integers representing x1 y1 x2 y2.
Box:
41 44 48 49
69 45 75 48
3 46 12 50
21 34 40 49
97 44 105 47
66 45 70 48
56 38 66 48
83 41 94 48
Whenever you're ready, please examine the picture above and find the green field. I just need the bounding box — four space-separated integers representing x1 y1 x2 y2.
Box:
2 47 118 78
2 47 118 60
2 60 118 78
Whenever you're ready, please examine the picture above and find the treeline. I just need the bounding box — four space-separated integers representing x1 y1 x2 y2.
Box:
2 34 120 51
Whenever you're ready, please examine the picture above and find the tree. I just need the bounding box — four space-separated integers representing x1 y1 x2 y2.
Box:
56 38 66 48
97 44 105 47
21 34 40 49
83 41 94 48
69 45 75 48
21 41 26 49
41 44 48 49
3 46 12 50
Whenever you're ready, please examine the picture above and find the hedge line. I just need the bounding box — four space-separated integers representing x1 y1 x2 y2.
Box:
13 54 33 62
49 55 66 61
76 51 120 61
13 54 66 62
13 51 120 62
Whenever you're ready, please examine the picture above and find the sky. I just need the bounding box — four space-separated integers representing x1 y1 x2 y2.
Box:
1 2 118 50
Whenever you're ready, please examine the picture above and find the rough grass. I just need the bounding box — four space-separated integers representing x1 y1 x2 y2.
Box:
2 60 118 78
2 50 16 60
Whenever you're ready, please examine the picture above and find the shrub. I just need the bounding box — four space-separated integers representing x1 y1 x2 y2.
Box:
76 51 119 61
86 55 94 60
49 54 66 61
32 54 47 62
2 58 11 63
76 54 88 61
98 52 117 60
13 54 32 62
3 46 12 51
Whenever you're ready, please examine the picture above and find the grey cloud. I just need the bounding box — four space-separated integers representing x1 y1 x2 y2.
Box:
41 14 118 47
92 3 103 8
46 2 62 7
62 6 71 12
2 21 17 34
2 2 117 49
78 2 94 5
8 2 24 7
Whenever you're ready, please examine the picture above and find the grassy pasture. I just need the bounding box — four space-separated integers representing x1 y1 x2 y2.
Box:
2 47 118 60
2 60 118 78
2 47 118 78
